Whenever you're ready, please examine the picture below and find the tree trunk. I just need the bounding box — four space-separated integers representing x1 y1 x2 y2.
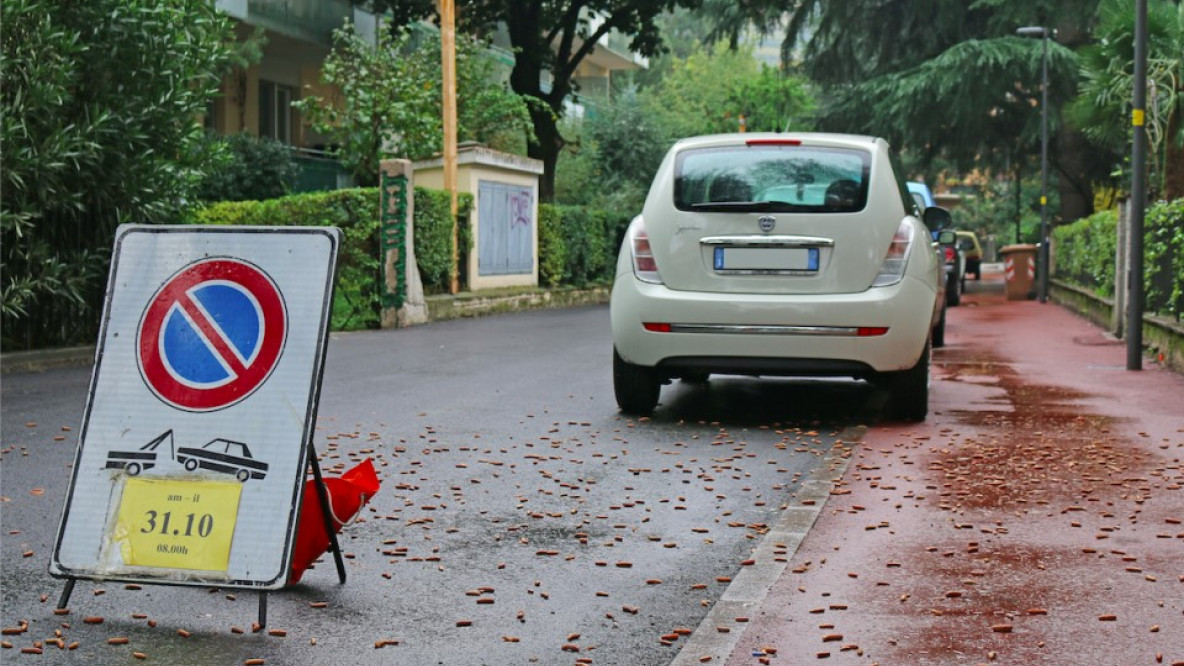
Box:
1054 128 1109 224
527 102 563 203
1162 109 1183 201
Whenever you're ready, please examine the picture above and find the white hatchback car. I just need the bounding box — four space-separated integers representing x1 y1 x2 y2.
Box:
610 132 952 421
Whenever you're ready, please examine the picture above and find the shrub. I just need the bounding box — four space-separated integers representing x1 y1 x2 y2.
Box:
550 205 631 286
1 0 236 351
537 205 566 287
413 188 474 294
193 189 381 330
1053 198 1183 319
1145 198 1183 319
1052 209 1118 297
195 132 299 203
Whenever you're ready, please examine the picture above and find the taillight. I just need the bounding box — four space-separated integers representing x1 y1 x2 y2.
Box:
629 217 663 284
745 138 802 146
944 246 956 263
872 220 914 287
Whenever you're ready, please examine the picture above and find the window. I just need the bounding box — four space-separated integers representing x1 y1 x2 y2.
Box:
259 80 295 144
674 145 871 213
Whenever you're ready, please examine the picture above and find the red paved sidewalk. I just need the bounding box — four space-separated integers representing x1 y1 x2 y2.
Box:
727 267 1184 666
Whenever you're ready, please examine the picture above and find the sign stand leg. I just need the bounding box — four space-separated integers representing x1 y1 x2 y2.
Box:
307 452 347 584
57 578 76 610
258 591 268 628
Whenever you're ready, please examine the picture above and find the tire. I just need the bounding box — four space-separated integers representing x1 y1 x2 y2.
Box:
183 458 198 472
885 341 930 422
932 304 946 349
613 348 660 415
236 468 250 483
126 462 141 476
945 271 961 307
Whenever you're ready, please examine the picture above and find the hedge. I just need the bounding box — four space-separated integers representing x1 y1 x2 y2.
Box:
190 189 382 330
1053 198 1183 319
542 204 632 288
192 190 627 329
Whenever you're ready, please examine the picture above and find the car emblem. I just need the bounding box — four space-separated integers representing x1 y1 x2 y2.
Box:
757 215 776 233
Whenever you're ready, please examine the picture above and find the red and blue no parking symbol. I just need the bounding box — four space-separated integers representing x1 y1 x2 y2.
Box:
137 258 287 412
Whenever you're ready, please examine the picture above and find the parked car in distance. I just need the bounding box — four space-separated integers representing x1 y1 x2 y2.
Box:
941 235 965 306
909 181 962 305
957 230 983 280
610 133 954 422
906 181 935 212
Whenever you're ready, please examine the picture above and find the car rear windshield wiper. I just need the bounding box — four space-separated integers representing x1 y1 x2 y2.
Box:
690 200 779 212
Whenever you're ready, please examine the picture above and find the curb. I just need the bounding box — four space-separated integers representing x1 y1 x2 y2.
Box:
669 427 862 665
423 285 610 323
1 345 96 376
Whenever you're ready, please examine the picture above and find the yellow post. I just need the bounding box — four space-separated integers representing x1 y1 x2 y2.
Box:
439 0 460 294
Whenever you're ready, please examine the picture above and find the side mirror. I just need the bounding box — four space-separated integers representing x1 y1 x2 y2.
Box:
936 230 956 244
922 206 952 232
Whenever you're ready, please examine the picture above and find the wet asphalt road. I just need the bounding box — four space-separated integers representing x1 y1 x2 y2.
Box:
1 305 884 665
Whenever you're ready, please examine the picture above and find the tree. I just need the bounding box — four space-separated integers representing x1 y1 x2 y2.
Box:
373 0 703 201
195 132 301 203
644 40 814 137
296 23 532 187
1069 0 1184 200
554 39 815 212
763 0 1115 222
1 0 236 350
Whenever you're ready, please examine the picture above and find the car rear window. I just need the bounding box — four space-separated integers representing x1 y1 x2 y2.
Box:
674 144 871 213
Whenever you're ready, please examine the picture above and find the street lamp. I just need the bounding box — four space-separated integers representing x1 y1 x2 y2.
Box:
1016 26 1054 304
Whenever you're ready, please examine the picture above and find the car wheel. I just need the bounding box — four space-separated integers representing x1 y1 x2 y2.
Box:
932 304 946 349
613 348 660 415
126 462 141 476
183 458 198 472
236 468 250 483
885 341 930 422
945 272 961 307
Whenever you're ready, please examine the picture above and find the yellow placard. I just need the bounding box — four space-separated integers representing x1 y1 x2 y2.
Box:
113 478 242 572
1132 108 1145 127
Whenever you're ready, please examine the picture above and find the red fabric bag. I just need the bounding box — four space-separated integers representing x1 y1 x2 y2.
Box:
288 458 380 585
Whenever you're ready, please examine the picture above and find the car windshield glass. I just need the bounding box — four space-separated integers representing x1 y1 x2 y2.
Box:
675 145 871 213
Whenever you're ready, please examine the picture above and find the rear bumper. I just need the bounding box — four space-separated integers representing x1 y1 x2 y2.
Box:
611 275 937 375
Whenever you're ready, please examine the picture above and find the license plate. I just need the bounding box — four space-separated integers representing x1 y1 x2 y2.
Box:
714 247 819 273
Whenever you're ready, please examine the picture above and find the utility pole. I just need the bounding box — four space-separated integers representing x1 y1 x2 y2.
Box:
439 0 459 294
1127 0 1147 370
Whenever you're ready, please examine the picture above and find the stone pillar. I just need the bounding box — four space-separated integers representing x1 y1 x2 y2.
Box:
380 159 428 328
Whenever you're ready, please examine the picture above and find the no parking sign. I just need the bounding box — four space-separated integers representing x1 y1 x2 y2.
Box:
52 225 340 589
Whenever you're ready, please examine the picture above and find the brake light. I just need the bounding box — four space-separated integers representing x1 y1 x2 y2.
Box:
745 138 802 146
944 246 956 263
629 217 663 284
857 327 890 337
872 220 914 287
643 322 672 333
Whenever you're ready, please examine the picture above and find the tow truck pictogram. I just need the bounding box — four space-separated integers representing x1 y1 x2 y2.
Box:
104 430 174 476
103 431 269 483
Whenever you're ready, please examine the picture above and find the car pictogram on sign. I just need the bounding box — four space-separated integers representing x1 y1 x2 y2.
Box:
137 258 287 412
175 438 269 483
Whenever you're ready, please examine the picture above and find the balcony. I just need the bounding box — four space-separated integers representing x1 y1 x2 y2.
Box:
219 0 353 46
